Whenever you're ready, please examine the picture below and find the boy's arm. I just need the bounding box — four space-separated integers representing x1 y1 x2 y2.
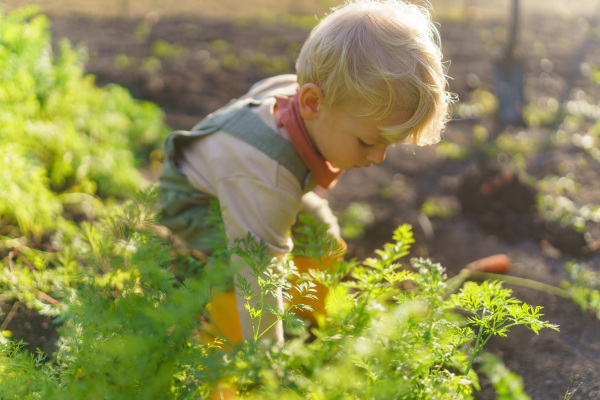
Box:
298 191 340 239
177 129 307 343
215 175 302 343
216 175 302 257
179 129 305 256
189 134 303 343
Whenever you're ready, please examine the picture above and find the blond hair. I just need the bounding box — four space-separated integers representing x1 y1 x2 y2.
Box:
296 0 453 145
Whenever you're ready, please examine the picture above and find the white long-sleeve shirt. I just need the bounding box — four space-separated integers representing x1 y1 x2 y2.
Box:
177 74 339 258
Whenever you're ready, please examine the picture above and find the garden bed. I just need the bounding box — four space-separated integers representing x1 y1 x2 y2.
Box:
3 1 600 397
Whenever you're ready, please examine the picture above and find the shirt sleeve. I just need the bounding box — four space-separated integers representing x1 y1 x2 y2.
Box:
216 174 302 256
179 130 304 257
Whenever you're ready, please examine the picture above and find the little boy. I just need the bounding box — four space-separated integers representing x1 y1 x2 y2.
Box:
159 0 452 346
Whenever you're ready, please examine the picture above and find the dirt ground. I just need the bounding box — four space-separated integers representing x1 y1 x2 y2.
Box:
2 1 600 398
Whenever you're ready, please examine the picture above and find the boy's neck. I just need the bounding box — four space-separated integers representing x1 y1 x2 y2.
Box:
302 119 322 156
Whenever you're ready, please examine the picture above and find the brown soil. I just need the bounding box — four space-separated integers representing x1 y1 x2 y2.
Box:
3 1 600 398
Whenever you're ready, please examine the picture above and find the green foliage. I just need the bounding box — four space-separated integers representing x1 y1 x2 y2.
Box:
0 340 56 399
292 214 343 261
0 143 63 236
536 194 600 232
421 198 459 219
478 352 531 400
134 21 153 42
450 281 559 339
538 174 580 197
0 195 559 399
0 6 169 238
152 39 189 61
0 7 564 399
488 132 541 158
340 202 375 240
523 96 560 128
232 234 289 342
437 141 471 160
0 187 228 399
255 9 317 30
381 177 409 200
448 280 558 390
561 262 600 319
114 53 137 70
249 52 293 75
455 88 498 120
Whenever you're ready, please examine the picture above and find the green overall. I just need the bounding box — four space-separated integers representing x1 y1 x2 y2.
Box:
159 97 313 252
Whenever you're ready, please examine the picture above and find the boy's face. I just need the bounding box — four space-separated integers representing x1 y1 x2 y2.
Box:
304 94 410 170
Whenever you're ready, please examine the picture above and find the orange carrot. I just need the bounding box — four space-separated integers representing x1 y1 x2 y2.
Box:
465 254 511 273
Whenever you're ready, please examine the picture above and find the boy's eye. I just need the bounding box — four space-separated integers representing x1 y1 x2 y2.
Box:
358 138 375 147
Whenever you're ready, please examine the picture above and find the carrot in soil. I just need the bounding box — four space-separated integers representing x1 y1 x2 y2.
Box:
583 237 600 254
465 254 511 273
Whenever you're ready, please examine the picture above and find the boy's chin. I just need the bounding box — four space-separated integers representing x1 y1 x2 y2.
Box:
336 164 354 170
329 161 368 170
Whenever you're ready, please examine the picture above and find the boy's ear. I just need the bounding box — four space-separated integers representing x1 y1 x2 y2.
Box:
298 83 324 121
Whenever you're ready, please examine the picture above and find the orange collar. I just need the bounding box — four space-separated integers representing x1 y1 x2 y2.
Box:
275 92 342 189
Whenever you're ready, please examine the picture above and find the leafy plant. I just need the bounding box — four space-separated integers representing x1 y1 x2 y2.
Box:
523 96 561 128
1 187 227 399
0 6 169 239
562 262 600 319
0 194 559 399
478 352 531 400
232 235 294 342
536 194 600 232
448 280 559 385
340 202 375 240
152 39 189 61
421 198 459 219
437 140 471 160
0 143 63 236
455 88 498 120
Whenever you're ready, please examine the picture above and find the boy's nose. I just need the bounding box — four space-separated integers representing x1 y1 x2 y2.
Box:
367 146 387 164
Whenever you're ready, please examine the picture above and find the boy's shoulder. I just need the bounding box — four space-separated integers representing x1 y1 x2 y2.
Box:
242 74 297 100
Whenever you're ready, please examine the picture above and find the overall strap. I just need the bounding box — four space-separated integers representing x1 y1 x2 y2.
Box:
193 99 311 188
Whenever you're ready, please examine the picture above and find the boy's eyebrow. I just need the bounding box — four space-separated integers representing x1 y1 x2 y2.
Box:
362 132 390 145
378 129 410 145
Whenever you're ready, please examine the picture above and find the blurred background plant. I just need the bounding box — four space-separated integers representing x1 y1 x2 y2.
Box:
0 6 168 244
